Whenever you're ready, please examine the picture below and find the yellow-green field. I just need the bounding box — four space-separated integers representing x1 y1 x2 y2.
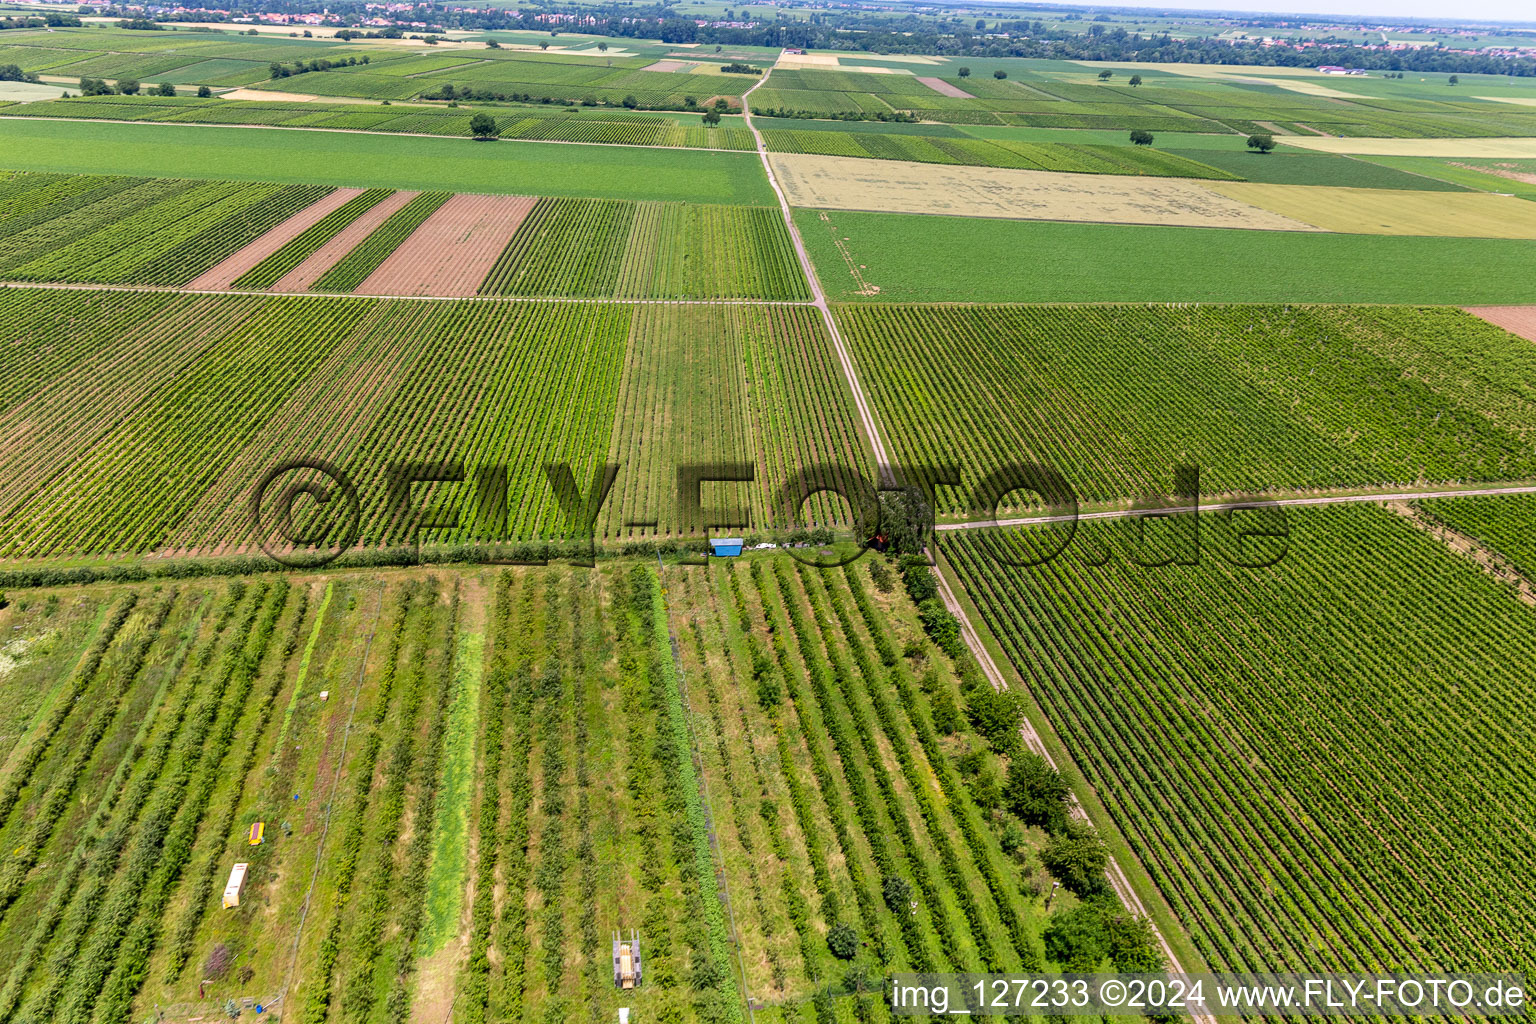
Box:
1210 182 1536 237
768 153 1320 229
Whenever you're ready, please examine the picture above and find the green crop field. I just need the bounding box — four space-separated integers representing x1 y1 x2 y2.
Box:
1356 155 1536 199
0 567 744 1024
478 197 808 299
749 63 1536 137
253 48 760 107
4 19 1536 1024
7 95 757 151
761 128 1241 177
0 550 1163 1024
1166 148 1469 189
1416 494 1536 578
940 502 1536 980
795 208 1536 304
0 172 803 295
837 303 1536 511
0 287 868 560
0 119 776 204
0 173 334 285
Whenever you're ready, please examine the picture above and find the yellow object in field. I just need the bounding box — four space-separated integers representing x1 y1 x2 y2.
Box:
249 822 264 846
223 863 249 908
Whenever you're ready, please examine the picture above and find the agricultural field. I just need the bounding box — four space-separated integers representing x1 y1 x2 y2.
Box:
0 564 737 1024
1355 155 1536 200
1206 180 1536 237
793 209 1536 304
768 153 1319 229
0 26 401 88
835 303 1536 511
771 151 1536 235
6 95 758 151
0 172 804 297
747 60 1536 137
1156 147 1471 189
0 119 776 204
250 48 761 108
1273 136 1536 157
4 17 1536 1024
601 304 869 538
0 548 1165 1024
760 126 1242 177
476 197 808 299
939 501 1536 980
0 286 864 561
1415 494 1536 579
0 173 337 287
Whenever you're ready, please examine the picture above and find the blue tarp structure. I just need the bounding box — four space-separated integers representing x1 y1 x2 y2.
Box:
709 538 744 557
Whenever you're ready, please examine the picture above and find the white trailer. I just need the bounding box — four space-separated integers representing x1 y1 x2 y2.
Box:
223 862 250 908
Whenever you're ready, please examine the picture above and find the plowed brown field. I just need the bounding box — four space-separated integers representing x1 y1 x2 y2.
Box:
354 193 537 297
1465 305 1536 342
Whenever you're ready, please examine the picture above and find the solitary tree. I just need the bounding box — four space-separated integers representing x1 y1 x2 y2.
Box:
993 69 1007 79
1129 73 1142 86
197 84 212 97
1448 74 1459 85
597 41 608 51
957 66 971 77
1129 128 1154 146
156 81 175 96
1246 132 1276 153
117 77 140 95
539 40 549 50
702 108 721 126
470 111 497 138
1097 68 1113 80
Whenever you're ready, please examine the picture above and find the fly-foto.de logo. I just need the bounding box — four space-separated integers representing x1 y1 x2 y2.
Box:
248 458 1290 569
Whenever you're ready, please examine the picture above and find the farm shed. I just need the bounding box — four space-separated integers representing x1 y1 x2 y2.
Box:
709 538 744 557
223 863 250 908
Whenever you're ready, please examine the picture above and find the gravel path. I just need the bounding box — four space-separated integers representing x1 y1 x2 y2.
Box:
741 66 894 485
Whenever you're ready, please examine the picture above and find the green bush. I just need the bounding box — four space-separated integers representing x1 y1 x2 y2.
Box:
826 921 859 960
1004 752 1072 835
1041 819 1110 897
917 598 962 657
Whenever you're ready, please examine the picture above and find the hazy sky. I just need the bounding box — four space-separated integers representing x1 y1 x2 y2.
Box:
1044 0 1533 24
